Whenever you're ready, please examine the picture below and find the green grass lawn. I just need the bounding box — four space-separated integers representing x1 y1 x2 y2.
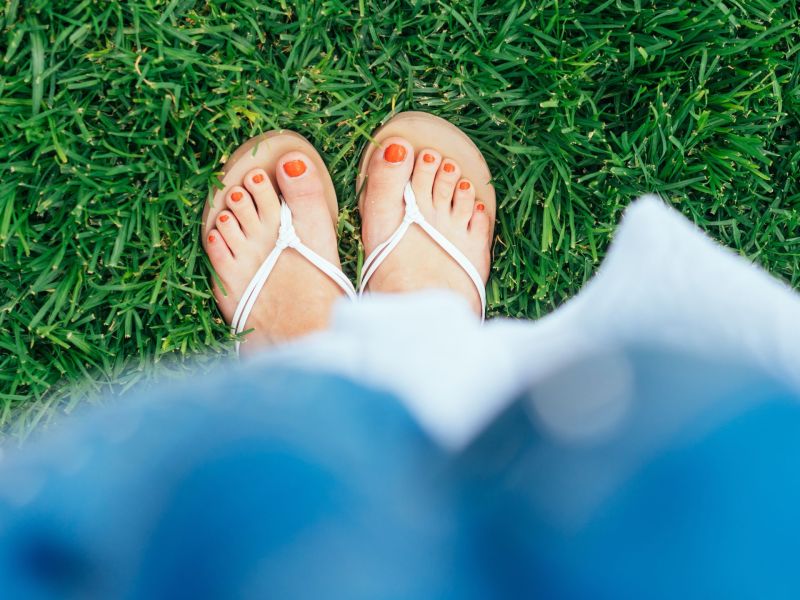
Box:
2 0 799 438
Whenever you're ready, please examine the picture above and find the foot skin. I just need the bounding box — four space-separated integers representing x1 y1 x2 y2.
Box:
206 151 345 353
360 136 493 316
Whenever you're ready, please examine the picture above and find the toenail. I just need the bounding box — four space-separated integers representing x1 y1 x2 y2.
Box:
252 173 265 184
208 234 216 243
476 203 485 212
231 191 243 202
459 181 471 190
283 159 307 177
423 153 435 163
443 163 455 173
219 214 229 223
384 143 407 163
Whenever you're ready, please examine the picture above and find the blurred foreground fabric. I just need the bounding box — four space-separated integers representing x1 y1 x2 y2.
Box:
1 350 798 599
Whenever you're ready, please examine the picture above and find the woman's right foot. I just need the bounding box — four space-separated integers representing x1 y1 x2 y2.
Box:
205 151 346 352
359 136 494 316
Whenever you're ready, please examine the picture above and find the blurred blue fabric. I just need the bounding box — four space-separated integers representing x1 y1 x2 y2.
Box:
0 371 467 599
454 349 800 599
1 347 799 599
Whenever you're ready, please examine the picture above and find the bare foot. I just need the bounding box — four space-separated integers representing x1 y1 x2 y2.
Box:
359 136 493 316
205 151 345 352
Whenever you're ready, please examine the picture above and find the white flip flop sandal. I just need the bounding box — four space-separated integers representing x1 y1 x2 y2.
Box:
356 111 496 318
203 130 356 352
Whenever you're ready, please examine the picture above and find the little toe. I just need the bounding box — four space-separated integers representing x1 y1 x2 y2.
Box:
452 178 476 225
216 209 247 255
206 228 237 316
206 228 234 269
433 159 461 212
225 186 260 237
469 201 492 236
243 168 280 224
411 148 441 214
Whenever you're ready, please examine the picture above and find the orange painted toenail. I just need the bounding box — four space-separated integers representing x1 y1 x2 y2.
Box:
219 214 229 223
252 173 265 184
231 191 243 202
208 234 216 243
459 181 471 190
443 163 455 173
423 153 435 163
283 160 306 177
476 203 485 212
384 143 407 163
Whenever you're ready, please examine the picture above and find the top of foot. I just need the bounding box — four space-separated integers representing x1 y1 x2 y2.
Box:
205 151 346 353
359 135 494 316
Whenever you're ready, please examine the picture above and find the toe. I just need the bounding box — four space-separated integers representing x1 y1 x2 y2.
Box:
360 136 415 254
243 168 280 227
364 136 414 201
225 186 260 237
452 178 476 225
410 148 441 215
469 200 492 236
275 150 341 267
275 150 326 204
276 150 338 243
216 209 247 255
206 228 236 314
206 228 234 268
432 158 461 212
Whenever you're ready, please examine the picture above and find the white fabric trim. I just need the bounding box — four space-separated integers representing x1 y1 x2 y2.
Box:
358 182 486 317
231 200 356 353
257 194 800 450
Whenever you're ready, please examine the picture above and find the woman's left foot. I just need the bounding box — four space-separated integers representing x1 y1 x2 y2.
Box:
359 136 493 316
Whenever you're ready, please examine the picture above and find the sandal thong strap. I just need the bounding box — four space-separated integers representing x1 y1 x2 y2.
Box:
358 182 486 317
231 200 357 352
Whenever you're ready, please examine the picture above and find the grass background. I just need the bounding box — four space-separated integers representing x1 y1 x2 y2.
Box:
1 0 799 439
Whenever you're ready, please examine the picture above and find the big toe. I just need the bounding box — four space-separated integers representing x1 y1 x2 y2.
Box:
361 136 414 244
275 150 339 264
275 151 325 203
364 136 414 200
